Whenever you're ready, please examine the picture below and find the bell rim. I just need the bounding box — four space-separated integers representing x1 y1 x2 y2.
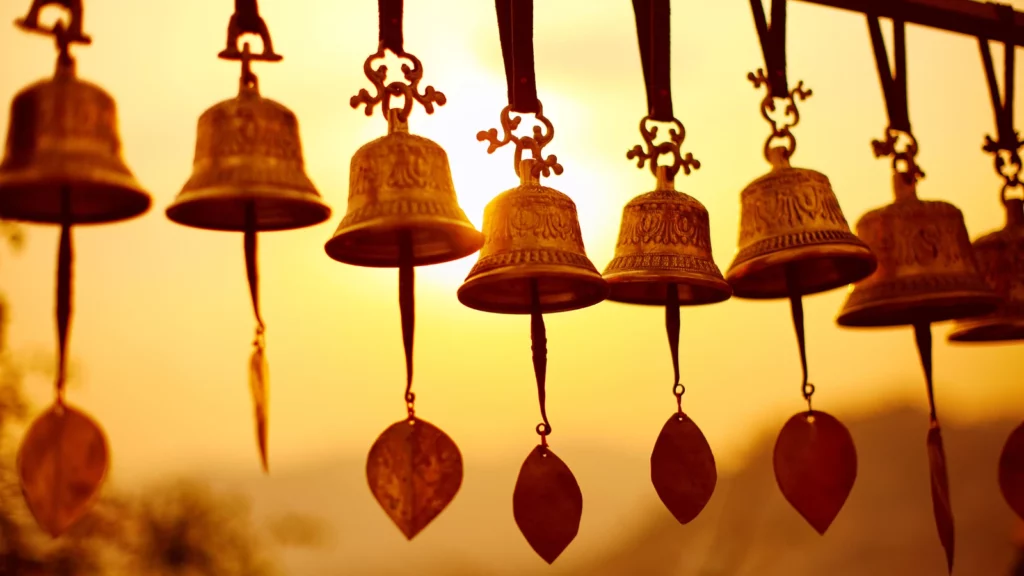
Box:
0 181 151 226
836 291 1002 328
457 265 609 315
602 271 733 306
324 221 484 268
726 242 879 300
166 187 331 232
947 315 1024 343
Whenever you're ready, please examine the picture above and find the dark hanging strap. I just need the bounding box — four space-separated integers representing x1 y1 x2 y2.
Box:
979 4 1019 154
244 206 264 333
495 0 539 114
750 0 789 97
632 0 673 121
530 279 550 446
379 0 404 54
867 15 911 133
399 233 416 419
55 187 73 405
665 284 683 415
914 322 937 424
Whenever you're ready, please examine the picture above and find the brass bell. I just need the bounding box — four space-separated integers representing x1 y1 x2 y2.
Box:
948 198 1024 342
604 167 731 305
167 59 330 232
726 147 877 299
458 158 608 314
0 56 150 225
325 109 483 267
837 174 1000 327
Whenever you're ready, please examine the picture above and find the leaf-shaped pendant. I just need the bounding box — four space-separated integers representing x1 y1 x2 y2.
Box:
999 421 1024 521
927 424 955 573
17 402 109 537
773 411 857 534
650 412 717 524
366 417 463 540
512 445 582 564
250 347 269 473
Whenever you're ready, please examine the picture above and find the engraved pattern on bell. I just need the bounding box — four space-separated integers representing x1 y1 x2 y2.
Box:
0 61 150 225
325 115 483 268
726 149 876 299
949 198 1024 342
458 162 608 314
167 83 330 232
604 182 731 306
838 175 1000 327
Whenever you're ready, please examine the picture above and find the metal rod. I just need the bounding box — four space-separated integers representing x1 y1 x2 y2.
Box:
792 0 1024 45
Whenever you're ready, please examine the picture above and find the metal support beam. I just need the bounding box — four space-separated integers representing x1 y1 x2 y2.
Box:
791 0 1024 45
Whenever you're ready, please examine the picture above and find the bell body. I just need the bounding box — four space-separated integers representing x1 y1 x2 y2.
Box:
837 174 999 328
325 111 483 268
948 198 1024 342
0 60 150 225
167 80 330 232
458 159 608 315
726 148 876 299
603 170 731 305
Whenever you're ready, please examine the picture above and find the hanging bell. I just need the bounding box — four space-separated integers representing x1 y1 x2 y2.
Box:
837 174 1000 327
458 158 608 314
947 198 1024 342
325 110 483 267
166 65 330 232
726 147 877 299
0 56 150 225
604 167 731 305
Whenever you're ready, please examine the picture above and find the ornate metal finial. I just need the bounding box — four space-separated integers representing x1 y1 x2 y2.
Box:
238 43 259 92
984 134 1024 201
749 68 812 162
477 101 563 180
219 0 282 62
872 127 925 183
626 116 700 183
14 0 92 66
350 44 446 125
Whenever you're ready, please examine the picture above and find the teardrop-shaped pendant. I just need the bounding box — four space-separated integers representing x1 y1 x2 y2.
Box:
927 424 955 573
773 411 857 534
366 417 463 540
512 445 583 564
17 402 110 537
650 412 717 524
999 421 1024 521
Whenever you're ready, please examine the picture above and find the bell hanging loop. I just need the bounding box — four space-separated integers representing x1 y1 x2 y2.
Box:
459 104 608 314
0 1 151 226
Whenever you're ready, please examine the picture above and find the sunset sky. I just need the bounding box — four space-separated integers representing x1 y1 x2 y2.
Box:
0 0 1021 488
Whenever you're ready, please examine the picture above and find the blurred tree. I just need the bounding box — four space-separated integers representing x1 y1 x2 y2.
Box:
124 480 279 576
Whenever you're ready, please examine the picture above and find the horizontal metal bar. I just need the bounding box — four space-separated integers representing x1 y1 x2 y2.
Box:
791 0 1024 45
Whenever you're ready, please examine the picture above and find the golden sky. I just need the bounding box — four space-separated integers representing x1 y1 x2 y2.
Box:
0 0 1021 484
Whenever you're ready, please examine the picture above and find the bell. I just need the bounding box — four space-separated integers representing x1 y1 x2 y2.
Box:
0 58 150 225
603 167 732 305
948 198 1024 342
458 158 608 314
325 110 483 267
726 147 877 299
166 73 330 232
837 174 1001 327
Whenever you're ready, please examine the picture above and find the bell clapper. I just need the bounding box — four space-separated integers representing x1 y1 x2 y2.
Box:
398 231 417 422
664 283 684 417
529 279 551 450
243 203 270 473
785 266 815 416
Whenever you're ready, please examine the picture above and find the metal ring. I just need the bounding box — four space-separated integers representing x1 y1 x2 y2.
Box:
535 422 551 437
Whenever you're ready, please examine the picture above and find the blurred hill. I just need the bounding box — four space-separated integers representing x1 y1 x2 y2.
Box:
220 405 1024 575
